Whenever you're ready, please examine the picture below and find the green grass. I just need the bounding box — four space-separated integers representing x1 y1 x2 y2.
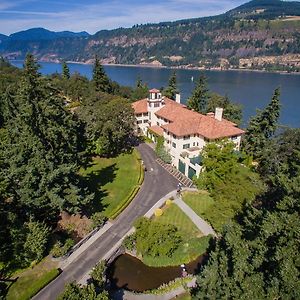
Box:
154 203 201 238
171 292 192 300
6 268 60 300
182 191 214 218
80 149 140 218
182 191 228 232
142 203 210 267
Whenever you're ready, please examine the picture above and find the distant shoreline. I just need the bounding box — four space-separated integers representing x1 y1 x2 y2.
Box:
64 61 300 76
11 59 300 76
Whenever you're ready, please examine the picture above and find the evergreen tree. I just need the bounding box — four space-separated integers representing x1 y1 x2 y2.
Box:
0 54 92 221
131 77 148 101
206 93 243 125
62 61 70 80
23 219 50 263
243 88 281 158
92 56 111 93
163 71 178 100
193 128 300 299
187 73 209 113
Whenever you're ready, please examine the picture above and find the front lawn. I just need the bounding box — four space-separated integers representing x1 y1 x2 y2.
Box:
182 191 227 232
80 149 140 218
142 202 210 267
154 202 201 238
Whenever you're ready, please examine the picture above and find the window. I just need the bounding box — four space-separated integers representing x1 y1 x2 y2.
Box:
184 135 190 140
143 113 148 117
183 144 190 149
172 142 176 148
154 103 160 108
143 120 148 123
173 134 177 139
157 122 160 126
232 136 238 140
137 120 142 124
136 113 142 117
193 142 195 146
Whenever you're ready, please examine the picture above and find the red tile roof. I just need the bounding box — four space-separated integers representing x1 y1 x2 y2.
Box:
148 125 164 136
132 93 244 140
132 99 148 114
149 88 160 93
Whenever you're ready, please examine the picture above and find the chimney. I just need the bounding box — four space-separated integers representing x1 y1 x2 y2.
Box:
175 93 181 103
215 107 223 121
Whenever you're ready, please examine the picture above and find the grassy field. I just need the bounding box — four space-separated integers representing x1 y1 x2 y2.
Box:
6 257 59 300
143 202 210 267
182 191 214 218
182 190 228 232
154 202 201 238
80 149 140 218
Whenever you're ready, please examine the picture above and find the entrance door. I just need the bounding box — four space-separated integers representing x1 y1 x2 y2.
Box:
188 166 196 180
178 160 186 175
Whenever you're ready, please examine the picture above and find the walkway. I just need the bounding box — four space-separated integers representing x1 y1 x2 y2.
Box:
174 197 217 237
113 278 196 300
33 143 178 300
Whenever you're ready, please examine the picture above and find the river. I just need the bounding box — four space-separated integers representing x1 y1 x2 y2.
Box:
11 61 300 127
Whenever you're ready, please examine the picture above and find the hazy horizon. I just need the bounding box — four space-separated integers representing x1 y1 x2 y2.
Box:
0 0 258 35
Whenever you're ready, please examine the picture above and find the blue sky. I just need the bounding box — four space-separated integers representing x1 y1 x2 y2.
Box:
0 0 269 35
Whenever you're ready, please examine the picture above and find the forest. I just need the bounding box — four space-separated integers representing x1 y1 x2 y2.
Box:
0 55 299 299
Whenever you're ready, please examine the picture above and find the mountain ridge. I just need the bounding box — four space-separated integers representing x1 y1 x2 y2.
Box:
1 0 300 71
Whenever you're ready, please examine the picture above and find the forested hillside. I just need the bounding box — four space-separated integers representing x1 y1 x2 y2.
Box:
1 0 300 71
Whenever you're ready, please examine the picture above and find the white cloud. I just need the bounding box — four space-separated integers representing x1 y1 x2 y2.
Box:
0 0 244 35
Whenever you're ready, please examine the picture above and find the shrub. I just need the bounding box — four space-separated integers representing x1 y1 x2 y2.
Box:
123 234 136 251
166 199 172 206
134 217 182 257
90 261 106 287
51 238 75 258
154 208 163 217
90 212 107 229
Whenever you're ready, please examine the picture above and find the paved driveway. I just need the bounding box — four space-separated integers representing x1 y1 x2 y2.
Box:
33 143 178 300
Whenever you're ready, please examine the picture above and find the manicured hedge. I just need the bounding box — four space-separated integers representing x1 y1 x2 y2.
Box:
137 163 144 185
109 152 144 219
110 185 140 219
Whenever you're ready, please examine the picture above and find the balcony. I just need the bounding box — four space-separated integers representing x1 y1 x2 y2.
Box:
180 147 203 166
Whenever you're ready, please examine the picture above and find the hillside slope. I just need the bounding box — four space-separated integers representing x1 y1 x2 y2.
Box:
1 0 300 71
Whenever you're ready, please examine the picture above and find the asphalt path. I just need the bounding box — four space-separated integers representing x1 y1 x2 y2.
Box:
33 143 178 300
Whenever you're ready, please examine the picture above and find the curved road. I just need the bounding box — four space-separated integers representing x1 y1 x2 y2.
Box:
34 143 178 300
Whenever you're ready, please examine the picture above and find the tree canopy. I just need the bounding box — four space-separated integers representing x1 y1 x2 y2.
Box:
78 92 135 157
92 56 111 93
163 71 178 100
187 73 209 113
206 93 243 125
62 61 70 80
193 128 300 299
133 217 182 257
243 87 281 158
